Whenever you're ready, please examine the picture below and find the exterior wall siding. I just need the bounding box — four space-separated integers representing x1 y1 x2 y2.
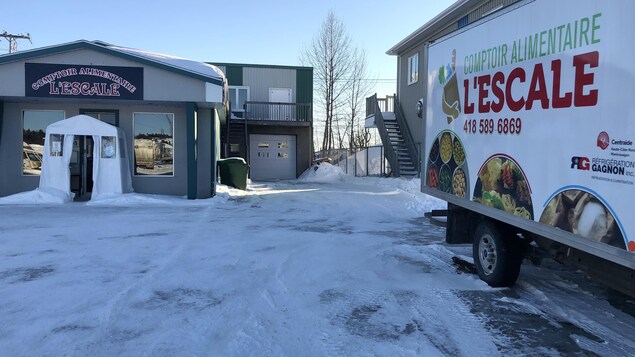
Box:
296 68 313 104
0 101 188 197
224 65 244 86
398 47 425 149
196 107 213 198
243 67 296 102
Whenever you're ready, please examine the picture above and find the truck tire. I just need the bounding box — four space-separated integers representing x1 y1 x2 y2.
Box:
473 220 523 287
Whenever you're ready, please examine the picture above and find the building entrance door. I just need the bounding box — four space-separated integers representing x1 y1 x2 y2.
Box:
269 88 292 120
70 110 118 200
70 136 94 200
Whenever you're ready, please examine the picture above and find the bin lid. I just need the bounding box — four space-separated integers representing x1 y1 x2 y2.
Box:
219 157 246 164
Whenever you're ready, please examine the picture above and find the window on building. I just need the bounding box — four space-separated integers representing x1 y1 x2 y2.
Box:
133 113 174 176
81 110 118 126
228 86 250 118
22 110 65 175
408 53 419 85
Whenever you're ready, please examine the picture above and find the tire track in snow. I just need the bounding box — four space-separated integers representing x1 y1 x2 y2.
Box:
409 288 500 356
516 278 635 356
82 205 218 353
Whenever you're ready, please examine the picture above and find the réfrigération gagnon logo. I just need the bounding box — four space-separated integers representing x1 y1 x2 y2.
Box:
571 156 635 177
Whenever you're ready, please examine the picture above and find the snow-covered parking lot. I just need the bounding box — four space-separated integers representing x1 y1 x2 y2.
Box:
1 166 634 356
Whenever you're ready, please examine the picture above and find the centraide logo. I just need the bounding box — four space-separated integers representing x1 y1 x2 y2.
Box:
597 131 609 150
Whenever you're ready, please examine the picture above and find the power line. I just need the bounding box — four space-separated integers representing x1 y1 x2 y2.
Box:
314 77 396 82
0 31 31 53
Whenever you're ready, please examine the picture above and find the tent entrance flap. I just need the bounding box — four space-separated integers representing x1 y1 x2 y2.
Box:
70 136 96 199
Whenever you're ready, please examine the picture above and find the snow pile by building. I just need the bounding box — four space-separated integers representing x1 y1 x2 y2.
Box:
298 162 348 183
0 187 72 205
86 193 216 207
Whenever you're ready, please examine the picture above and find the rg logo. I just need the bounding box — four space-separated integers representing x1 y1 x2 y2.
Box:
571 156 590 170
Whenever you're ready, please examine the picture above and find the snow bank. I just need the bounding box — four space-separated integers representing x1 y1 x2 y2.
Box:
353 176 446 214
298 162 348 183
87 192 230 207
0 187 72 205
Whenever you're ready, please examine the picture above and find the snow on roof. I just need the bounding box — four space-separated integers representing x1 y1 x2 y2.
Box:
103 43 225 82
0 39 225 84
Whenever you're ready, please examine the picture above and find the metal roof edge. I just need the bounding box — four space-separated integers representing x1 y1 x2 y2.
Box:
0 40 224 86
208 62 313 71
0 40 93 64
386 0 479 55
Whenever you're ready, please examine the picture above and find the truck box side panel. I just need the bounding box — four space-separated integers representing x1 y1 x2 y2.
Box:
422 0 635 267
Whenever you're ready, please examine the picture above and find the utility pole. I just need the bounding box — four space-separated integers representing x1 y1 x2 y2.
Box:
1 31 32 53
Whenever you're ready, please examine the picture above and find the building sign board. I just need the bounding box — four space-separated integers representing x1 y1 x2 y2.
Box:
25 63 143 100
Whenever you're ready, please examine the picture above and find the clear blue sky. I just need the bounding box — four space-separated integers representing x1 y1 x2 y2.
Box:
2 0 456 97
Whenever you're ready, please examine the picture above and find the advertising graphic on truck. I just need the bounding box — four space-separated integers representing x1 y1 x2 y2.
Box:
424 1 635 258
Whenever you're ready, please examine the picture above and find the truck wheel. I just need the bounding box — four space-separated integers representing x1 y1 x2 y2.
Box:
473 220 523 287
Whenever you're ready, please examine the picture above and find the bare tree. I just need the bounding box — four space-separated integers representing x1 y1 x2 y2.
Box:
345 48 374 149
352 126 373 148
301 11 354 152
334 113 346 149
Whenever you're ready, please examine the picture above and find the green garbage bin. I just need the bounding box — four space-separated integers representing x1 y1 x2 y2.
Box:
217 158 249 190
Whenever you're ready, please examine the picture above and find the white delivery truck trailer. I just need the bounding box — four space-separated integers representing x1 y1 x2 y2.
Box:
422 0 635 296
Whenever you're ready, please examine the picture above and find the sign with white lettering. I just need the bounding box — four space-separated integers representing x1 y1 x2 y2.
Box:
25 63 143 100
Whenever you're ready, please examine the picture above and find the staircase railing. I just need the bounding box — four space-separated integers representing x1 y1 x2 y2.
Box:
224 102 232 158
393 96 420 174
244 101 312 122
368 94 399 176
242 103 249 164
366 95 394 117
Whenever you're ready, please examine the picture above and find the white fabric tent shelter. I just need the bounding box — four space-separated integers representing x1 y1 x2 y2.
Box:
39 115 133 200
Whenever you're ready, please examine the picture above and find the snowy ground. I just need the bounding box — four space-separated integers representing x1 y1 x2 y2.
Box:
1 164 634 356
